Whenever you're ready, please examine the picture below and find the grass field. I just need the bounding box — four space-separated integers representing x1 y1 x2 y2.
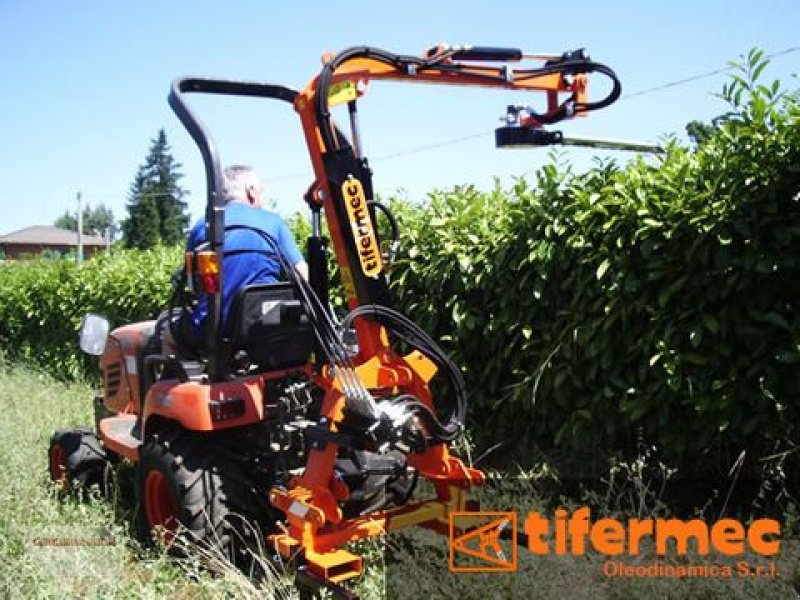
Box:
0 360 302 599
1 359 798 599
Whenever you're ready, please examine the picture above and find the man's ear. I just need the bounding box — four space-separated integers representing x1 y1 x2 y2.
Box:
246 185 257 205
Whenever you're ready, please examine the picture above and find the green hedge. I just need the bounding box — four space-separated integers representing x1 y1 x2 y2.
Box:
387 55 799 477
0 57 797 485
0 247 181 378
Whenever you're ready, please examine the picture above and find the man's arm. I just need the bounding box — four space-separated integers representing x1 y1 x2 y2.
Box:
276 218 308 281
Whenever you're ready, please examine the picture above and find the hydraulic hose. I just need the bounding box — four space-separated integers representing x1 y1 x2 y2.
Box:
340 304 466 442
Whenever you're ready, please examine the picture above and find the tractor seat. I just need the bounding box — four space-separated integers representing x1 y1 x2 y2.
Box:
138 316 206 396
223 282 313 371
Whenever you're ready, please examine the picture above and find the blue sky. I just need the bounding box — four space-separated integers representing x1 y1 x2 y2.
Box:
0 0 797 235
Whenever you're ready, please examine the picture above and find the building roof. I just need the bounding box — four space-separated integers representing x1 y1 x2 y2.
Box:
0 226 107 246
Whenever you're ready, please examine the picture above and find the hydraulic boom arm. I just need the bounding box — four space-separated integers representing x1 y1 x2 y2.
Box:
267 44 622 594
295 44 621 357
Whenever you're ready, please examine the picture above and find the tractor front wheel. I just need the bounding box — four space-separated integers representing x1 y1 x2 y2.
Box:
48 428 110 496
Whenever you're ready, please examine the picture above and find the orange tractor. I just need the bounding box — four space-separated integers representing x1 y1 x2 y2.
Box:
49 44 620 597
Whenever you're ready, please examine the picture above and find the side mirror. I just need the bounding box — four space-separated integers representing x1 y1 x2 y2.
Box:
79 313 110 356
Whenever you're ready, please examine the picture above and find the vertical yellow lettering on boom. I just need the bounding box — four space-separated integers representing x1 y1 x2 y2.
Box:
342 177 383 278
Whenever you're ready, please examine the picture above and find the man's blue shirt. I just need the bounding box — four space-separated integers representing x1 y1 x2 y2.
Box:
187 203 303 331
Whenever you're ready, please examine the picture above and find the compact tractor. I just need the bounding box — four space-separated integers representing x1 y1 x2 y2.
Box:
49 44 622 597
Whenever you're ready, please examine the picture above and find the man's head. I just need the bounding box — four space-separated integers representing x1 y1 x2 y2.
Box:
222 165 264 208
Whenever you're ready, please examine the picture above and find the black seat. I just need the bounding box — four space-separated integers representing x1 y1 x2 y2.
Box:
224 282 313 370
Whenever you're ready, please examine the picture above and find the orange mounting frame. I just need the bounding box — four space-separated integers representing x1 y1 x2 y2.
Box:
267 45 607 584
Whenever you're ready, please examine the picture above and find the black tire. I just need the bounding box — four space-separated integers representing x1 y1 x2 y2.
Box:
135 424 274 570
48 428 110 496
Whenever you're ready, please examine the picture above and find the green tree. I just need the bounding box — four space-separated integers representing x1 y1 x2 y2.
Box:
685 115 733 146
121 172 161 249
685 119 718 145
121 129 188 248
54 203 116 240
54 211 77 232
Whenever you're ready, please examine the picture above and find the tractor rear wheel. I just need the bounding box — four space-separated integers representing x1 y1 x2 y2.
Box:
136 424 272 570
48 428 110 496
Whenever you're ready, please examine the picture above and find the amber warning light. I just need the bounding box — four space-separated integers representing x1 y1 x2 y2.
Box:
196 251 221 294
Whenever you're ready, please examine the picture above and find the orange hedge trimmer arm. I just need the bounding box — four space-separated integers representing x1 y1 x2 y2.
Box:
294 49 594 359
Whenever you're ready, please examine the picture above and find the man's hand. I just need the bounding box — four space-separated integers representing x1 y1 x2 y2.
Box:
295 261 309 281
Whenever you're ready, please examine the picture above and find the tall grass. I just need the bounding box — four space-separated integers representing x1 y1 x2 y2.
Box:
0 360 289 599
1 359 797 598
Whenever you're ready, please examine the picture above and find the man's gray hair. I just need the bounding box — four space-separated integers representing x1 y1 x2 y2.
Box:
222 165 260 204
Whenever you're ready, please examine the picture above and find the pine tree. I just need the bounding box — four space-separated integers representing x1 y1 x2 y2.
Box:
121 173 161 249
122 129 188 248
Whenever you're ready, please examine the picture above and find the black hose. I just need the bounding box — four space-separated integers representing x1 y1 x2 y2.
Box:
367 200 400 263
574 63 622 112
314 46 622 147
366 200 399 243
517 61 621 124
340 304 466 442
316 47 407 152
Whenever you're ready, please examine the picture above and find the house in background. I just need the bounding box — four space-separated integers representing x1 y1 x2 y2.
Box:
0 226 108 259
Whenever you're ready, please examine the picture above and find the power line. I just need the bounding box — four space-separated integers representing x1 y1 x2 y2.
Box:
72 191 193 203
372 130 491 161
264 131 496 186
265 131 494 185
268 170 312 183
619 45 800 101
265 44 800 183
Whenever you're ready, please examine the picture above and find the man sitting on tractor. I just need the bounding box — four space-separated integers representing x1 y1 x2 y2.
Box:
163 165 308 356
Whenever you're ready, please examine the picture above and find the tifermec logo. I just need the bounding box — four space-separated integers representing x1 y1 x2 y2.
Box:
449 511 518 572
450 507 782 578
341 176 382 279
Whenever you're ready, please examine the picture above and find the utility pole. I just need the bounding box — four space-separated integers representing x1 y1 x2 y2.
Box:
76 191 83 263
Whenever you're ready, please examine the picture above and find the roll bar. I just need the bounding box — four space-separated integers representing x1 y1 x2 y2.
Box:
168 77 298 381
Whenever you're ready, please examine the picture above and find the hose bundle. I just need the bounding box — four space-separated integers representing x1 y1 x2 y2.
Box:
340 305 466 442
181 223 466 444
